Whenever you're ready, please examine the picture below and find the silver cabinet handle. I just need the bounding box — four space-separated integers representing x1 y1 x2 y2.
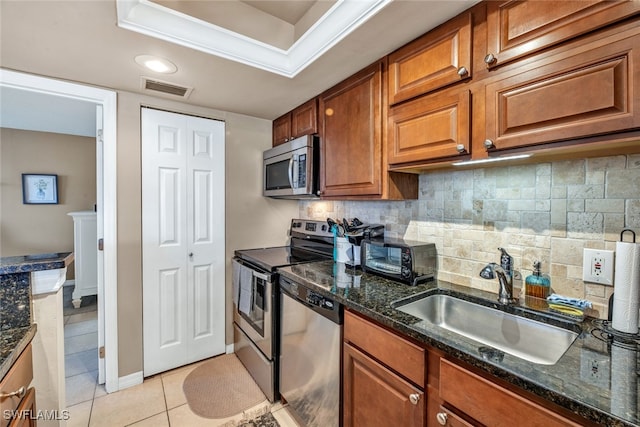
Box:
189 252 194 258
483 139 495 149
456 144 466 153
409 393 420 405
436 412 448 425
457 66 468 77
484 53 497 66
1 386 26 399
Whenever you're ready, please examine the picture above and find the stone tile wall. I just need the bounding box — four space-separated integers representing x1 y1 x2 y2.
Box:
300 154 640 319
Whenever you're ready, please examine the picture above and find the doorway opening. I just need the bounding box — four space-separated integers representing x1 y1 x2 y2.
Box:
0 69 119 396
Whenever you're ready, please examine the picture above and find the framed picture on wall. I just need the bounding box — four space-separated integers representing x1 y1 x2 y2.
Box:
22 174 58 204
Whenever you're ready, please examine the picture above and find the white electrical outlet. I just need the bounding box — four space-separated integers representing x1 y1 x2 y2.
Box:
582 249 614 285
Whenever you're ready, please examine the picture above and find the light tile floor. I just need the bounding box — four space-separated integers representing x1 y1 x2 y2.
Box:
63 310 300 426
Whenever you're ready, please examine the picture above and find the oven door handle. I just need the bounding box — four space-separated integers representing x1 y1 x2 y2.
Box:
252 270 272 282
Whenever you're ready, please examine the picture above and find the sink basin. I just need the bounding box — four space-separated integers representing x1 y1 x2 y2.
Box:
394 293 578 365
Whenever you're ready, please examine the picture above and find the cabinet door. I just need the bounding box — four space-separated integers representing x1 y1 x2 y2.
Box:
272 112 291 146
388 89 470 165
291 98 318 138
319 61 383 197
485 0 640 68
484 29 640 151
344 343 425 427
388 12 472 105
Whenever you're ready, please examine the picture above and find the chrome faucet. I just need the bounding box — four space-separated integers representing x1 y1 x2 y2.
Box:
479 248 518 304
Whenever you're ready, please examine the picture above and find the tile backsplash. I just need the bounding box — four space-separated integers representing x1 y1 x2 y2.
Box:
300 154 640 319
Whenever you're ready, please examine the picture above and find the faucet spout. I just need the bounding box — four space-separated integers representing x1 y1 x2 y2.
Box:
479 263 517 304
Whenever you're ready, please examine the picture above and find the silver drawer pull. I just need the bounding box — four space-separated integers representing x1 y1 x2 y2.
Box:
409 393 420 405
436 412 448 425
0 386 26 399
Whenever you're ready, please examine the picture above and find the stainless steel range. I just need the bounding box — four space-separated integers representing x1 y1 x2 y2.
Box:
232 219 334 402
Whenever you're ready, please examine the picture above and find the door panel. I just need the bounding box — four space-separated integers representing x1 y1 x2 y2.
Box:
159 268 182 347
142 107 225 376
159 168 181 245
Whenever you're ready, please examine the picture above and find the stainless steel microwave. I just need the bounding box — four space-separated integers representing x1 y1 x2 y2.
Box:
263 134 319 199
362 237 437 286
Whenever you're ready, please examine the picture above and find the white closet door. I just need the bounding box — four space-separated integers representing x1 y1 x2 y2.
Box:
142 108 225 376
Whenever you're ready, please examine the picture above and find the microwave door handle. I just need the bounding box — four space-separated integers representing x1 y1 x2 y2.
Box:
288 156 295 189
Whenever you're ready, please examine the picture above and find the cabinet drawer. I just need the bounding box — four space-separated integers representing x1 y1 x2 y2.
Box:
439 358 580 427
388 89 470 164
344 310 425 387
486 0 640 68
484 29 640 151
1 345 33 427
388 12 472 105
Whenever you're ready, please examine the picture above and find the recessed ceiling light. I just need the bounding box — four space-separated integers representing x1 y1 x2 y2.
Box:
134 55 177 74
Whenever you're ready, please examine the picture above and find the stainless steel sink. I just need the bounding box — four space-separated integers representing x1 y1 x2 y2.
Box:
394 293 578 365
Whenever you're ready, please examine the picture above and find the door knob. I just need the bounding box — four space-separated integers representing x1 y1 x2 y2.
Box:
456 144 466 154
483 139 495 149
484 53 497 66
189 252 194 259
436 412 448 425
409 393 420 405
457 66 468 77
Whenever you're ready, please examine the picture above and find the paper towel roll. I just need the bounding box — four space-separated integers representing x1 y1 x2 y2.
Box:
612 240 640 333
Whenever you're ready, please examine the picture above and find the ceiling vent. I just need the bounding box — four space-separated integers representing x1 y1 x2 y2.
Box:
141 77 193 98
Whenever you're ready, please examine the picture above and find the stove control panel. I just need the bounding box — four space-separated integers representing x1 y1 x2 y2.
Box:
290 219 334 238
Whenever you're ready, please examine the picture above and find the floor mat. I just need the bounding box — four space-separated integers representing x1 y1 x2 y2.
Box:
182 354 267 419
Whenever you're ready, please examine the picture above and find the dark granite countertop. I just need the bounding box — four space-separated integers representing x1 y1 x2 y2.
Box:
0 252 74 275
0 324 37 381
278 260 640 427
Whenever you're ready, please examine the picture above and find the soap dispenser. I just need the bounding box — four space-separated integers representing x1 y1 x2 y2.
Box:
525 261 550 300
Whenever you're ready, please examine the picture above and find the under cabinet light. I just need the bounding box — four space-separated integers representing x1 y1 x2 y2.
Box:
452 154 531 166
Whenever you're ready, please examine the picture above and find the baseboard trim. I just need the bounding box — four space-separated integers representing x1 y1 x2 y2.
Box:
118 371 143 390
226 343 234 354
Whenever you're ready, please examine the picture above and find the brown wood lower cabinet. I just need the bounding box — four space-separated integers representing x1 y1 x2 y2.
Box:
344 343 425 427
343 310 597 427
1 345 35 427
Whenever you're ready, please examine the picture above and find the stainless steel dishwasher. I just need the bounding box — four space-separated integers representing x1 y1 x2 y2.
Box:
279 275 343 427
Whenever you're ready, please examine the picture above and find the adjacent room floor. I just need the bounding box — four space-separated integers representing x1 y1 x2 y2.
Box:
63 301 299 426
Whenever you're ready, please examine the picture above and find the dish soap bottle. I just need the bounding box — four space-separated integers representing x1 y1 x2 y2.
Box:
525 261 550 301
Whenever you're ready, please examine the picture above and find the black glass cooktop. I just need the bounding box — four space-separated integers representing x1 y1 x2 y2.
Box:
234 246 329 272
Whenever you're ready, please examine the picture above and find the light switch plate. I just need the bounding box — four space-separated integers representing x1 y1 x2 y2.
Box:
582 249 614 285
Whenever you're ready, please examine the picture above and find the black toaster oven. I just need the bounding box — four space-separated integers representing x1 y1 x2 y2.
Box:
361 237 437 285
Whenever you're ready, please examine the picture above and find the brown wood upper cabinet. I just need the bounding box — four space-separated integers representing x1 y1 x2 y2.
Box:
319 60 418 199
482 25 640 152
272 98 318 146
388 88 471 165
319 60 382 198
388 12 472 105
484 0 640 69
